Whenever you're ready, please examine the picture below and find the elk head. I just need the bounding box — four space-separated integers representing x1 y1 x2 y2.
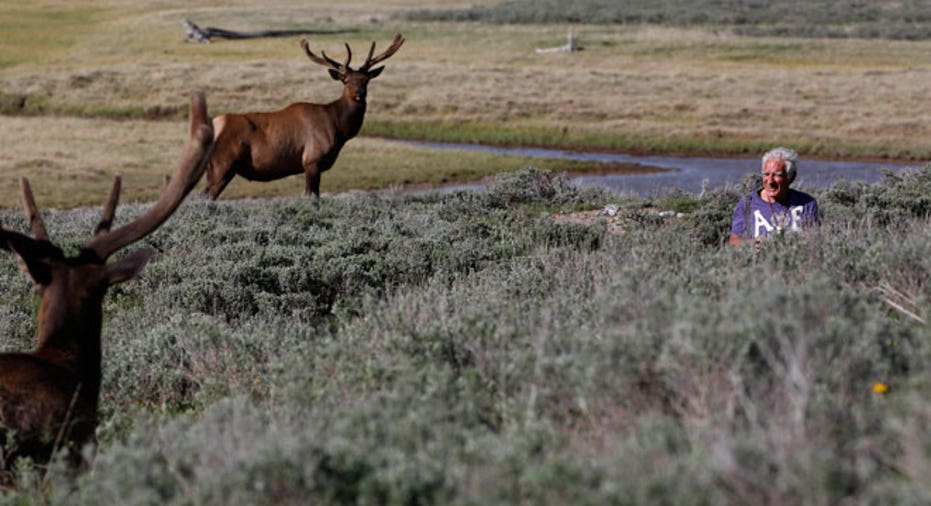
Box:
300 33 405 104
0 91 213 470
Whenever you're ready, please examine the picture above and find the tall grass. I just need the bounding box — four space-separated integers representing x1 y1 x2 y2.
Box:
8 3 931 166
406 0 931 40
1 165 929 503
0 5 104 69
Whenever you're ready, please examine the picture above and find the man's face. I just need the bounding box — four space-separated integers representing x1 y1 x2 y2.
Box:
761 157 790 201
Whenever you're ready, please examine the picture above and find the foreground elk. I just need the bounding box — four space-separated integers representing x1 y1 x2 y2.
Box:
204 33 405 199
0 92 213 471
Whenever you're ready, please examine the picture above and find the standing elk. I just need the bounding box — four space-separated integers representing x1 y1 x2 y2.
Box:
0 91 213 472
203 33 405 200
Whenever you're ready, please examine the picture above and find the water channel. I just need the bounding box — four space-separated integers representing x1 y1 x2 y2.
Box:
394 140 923 196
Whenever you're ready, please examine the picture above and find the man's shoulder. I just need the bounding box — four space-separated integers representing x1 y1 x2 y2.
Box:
789 189 817 206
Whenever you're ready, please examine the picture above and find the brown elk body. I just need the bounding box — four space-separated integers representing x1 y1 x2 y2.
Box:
0 92 213 471
203 33 404 199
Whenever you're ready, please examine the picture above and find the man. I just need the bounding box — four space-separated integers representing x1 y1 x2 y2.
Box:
729 147 820 246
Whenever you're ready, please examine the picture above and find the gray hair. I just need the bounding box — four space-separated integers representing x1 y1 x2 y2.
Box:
761 147 798 184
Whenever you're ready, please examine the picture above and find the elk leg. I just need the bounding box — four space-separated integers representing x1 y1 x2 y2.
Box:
203 155 240 200
205 169 236 200
304 167 321 198
204 141 248 200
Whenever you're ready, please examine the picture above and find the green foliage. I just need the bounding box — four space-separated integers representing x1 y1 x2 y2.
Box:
821 168 931 228
656 192 702 214
405 0 931 40
1 167 931 503
0 6 103 70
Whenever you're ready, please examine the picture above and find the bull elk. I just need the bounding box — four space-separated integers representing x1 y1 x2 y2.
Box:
0 91 213 471
203 33 405 199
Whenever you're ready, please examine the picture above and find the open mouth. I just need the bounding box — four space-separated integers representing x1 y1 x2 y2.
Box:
762 180 784 199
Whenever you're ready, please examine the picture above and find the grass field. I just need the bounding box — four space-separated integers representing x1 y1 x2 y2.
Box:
3 1 931 207
2 2 931 503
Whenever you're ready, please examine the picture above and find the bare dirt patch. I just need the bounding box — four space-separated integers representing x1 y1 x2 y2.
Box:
552 209 628 235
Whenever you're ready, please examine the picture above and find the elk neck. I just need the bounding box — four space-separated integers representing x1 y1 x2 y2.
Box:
333 92 367 140
32 282 105 394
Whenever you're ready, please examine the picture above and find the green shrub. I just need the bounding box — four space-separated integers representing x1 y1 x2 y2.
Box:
1 167 931 503
405 0 931 40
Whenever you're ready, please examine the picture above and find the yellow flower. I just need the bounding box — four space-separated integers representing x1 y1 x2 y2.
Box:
872 382 890 394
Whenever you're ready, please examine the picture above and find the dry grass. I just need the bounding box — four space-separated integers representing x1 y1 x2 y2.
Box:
3 2 931 207
0 115 187 207
0 116 635 208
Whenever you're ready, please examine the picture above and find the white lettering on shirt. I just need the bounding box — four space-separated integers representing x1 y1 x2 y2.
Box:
753 206 804 237
790 206 804 231
753 210 774 238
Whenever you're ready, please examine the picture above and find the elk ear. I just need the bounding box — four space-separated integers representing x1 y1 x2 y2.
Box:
367 66 385 79
2 229 57 285
105 248 156 285
16 255 52 286
328 69 342 81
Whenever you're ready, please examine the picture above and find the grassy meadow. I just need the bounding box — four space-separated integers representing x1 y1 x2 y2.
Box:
1 0 931 504
4 1 931 205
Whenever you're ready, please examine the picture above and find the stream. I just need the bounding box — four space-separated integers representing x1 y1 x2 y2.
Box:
394 140 922 196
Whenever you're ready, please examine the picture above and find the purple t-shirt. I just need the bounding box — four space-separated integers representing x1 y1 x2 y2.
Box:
731 189 820 239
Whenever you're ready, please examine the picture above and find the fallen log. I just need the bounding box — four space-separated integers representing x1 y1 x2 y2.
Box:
536 27 584 53
183 19 354 43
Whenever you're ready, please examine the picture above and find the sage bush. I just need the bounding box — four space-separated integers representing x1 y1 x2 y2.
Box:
1 166 929 504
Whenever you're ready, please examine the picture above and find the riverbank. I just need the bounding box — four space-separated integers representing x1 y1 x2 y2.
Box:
363 119 930 165
389 139 921 196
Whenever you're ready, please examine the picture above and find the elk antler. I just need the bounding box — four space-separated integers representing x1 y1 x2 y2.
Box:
84 91 214 261
336 43 352 70
19 178 48 241
3 186 63 283
360 33 405 71
94 175 122 238
300 39 346 71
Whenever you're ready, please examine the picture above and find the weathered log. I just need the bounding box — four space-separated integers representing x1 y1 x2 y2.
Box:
183 19 354 44
536 27 584 53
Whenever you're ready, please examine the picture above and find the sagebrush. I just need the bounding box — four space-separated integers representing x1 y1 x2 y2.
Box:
0 167 929 504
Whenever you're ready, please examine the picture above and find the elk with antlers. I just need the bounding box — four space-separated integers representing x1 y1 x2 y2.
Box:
0 92 213 471
203 33 405 199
